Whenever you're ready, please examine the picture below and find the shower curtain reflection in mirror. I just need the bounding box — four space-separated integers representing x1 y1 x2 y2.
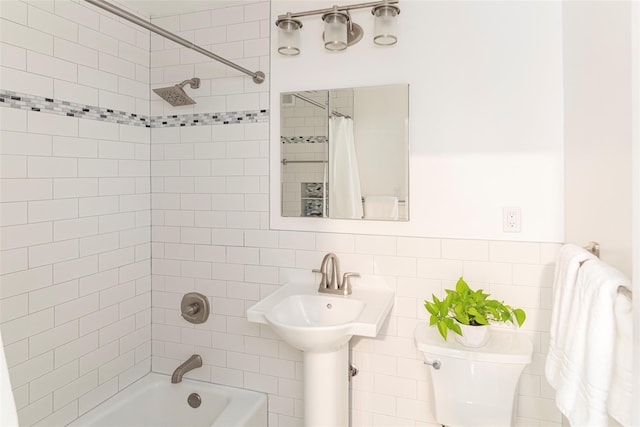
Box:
329 116 363 219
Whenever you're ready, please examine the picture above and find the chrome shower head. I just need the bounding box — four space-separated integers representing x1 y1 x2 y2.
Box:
153 78 201 106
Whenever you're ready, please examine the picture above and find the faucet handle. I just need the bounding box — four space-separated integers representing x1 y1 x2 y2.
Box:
341 272 360 294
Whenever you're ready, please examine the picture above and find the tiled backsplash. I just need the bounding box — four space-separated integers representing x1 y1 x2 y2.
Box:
1 1 563 427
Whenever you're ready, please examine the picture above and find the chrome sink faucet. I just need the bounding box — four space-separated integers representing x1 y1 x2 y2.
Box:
171 354 202 383
313 253 360 295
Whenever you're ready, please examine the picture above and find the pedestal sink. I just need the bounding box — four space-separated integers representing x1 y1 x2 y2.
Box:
246 279 394 427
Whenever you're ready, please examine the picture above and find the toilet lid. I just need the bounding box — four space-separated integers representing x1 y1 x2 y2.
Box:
414 322 533 364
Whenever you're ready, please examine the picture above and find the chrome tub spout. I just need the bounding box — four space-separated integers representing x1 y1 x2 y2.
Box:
171 354 202 384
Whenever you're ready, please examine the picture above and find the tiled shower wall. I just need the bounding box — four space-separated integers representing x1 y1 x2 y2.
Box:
148 0 272 385
0 1 151 425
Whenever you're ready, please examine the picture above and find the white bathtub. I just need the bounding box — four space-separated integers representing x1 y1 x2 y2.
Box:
68 373 267 427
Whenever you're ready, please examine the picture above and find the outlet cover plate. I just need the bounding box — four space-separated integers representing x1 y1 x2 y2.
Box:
503 207 521 232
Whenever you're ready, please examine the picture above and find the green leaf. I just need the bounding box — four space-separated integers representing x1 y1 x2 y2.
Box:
513 308 526 327
436 320 448 340
456 277 469 293
467 307 480 317
429 314 437 326
450 321 462 336
439 301 448 317
444 318 462 336
424 301 438 316
474 313 488 325
454 306 469 324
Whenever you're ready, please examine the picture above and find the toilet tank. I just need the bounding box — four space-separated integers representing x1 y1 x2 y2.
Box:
414 323 533 427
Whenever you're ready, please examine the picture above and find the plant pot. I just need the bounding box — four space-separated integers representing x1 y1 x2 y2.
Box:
455 323 489 348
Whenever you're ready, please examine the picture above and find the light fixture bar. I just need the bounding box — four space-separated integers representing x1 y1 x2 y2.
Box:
277 0 399 21
276 0 400 55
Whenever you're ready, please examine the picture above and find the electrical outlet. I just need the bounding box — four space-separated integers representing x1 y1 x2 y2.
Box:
503 207 521 232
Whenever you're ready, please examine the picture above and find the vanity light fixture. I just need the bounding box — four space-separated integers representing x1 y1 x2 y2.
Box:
371 3 400 46
277 13 303 55
275 0 400 56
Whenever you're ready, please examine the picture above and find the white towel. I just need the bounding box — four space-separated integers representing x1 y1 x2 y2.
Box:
363 196 398 220
546 244 597 388
607 291 633 426
554 259 631 427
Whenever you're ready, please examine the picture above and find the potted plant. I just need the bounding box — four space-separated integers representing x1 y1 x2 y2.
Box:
424 277 526 347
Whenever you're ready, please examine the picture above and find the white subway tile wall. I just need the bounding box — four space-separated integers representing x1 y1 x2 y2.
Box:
1 1 151 426
1 1 563 427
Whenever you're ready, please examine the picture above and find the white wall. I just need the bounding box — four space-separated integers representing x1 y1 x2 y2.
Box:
562 1 633 277
631 2 640 424
271 0 565 242
0 1 151 425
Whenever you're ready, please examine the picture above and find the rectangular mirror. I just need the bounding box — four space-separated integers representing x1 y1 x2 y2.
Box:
280 84 409 221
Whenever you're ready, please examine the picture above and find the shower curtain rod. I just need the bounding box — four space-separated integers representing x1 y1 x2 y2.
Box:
294 94 349 118
83 0 265 84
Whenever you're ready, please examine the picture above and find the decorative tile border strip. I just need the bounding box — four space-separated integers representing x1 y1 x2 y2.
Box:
281 136 327 144
0 89 268 128
150 110 268 128
0 89 151 127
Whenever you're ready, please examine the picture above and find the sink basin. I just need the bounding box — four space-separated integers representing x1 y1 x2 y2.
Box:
247 279 394 352
265 295 365 351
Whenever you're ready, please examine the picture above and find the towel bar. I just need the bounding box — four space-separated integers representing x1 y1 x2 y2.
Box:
361 197 407 203
281 158 327 165
584 241 600 258
583 241 632 299
618 286 632 299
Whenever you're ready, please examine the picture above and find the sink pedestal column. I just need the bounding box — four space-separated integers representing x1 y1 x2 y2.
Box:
303 345 349 427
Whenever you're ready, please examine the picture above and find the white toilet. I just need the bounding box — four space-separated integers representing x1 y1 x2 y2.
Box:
414 322 533 427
